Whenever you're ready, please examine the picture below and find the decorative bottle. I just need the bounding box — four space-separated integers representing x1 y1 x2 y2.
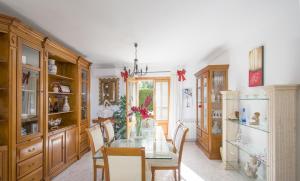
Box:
241 108 247 123
48 59 57 75
63 96 70 112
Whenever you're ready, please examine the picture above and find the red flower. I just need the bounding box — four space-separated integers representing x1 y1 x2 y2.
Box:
131 106 139 112
143 96 152 108
140 108 150 119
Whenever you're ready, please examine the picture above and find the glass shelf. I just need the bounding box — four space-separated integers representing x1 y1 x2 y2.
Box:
226 161 266 181
225 97 269 101
226 140 268 166
227 119 269 133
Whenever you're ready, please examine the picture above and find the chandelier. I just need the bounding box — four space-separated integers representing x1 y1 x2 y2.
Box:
124 43 148 77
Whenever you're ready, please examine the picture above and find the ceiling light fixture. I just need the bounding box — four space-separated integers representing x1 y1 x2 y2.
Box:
124 43 148 77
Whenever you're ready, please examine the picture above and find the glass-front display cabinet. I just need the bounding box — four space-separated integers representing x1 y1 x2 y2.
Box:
221 85 299 181
195 64 228 159
17 40 43 143
81 69 88 122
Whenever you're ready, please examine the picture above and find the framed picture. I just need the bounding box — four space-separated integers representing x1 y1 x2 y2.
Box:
249 46 264 87
183 88 192 108
99 78 119 105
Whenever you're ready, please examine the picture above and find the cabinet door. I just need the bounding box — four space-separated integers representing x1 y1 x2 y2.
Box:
202 73 208 133
66 127 77 163
17 39 43 143
80 67 89 123
48 132 65 175
211 70 226 135
196 77 202 129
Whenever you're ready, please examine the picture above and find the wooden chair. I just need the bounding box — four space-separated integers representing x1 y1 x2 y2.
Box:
102 147 151 181
167 121 182 153
150 124 189 181
86 125 105 181
103 120 115 144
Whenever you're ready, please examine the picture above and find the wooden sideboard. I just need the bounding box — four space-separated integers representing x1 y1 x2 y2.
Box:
0 13 91 180
195 65 229 159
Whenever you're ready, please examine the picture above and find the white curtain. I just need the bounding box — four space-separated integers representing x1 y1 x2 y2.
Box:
168 72 183 139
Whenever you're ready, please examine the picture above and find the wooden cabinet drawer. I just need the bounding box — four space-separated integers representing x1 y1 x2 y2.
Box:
80 132 87 142
17 153 43 178
17 139 43 162
80 138 89 152
18 167 42 181
80 123 89 134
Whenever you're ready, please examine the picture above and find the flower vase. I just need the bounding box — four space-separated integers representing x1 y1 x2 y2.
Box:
135 116 142 138
63 96 70 112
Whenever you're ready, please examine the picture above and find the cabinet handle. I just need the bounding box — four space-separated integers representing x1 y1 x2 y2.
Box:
28 147 35 152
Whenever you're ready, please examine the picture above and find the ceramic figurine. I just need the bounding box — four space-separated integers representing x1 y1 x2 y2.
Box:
228 111 239 120
63 96 70 112
244 155 261 178
250 112 260 125
48 59 57 75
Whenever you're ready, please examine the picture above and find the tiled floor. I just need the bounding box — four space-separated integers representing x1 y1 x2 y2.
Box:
53 142 244 181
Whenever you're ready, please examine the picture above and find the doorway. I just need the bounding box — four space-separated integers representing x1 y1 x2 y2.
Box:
126 77 170 136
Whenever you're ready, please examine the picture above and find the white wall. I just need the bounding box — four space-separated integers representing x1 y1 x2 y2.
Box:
90 66 126 119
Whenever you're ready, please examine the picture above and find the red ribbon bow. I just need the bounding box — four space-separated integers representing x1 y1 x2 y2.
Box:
121 70 128 82
177 69 186 82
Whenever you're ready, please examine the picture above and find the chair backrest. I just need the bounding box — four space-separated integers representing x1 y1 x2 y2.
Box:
102 147 146 181
172 121 182 143
86 124 104 155
103 120 115 143
174 123 189 164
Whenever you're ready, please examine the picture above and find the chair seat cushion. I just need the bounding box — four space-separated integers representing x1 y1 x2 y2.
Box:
148 152 178 168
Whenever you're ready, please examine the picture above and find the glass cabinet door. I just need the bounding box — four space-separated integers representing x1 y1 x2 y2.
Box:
197 78 202 129
81 68 88 121
211 71 226 135
203 74 208 132
19 43 42 141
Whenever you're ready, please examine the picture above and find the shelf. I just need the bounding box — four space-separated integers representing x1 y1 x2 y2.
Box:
0 59 6 63
22 89 35 92
226 161 266 181
225 97 269 101
48 92 73 95
226 140 268 166
0 88 7 90
48 111 74 115
227 119 269 133
48 73 73 80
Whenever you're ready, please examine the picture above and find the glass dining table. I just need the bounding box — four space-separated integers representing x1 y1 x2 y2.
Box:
93 126 172 160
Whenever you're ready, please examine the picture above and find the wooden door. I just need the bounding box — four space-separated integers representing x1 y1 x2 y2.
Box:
17 38 43 143
48 132 65 175
66 127 78 163
154 78 170 136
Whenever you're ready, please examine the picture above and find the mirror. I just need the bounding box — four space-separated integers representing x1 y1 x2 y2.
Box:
99 78 119 105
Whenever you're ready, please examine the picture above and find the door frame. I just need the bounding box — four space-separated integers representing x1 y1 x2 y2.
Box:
126 76 170 136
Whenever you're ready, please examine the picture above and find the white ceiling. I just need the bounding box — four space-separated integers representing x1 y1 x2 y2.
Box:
0 0 299 68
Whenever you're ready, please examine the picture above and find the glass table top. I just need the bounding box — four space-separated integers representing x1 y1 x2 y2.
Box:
93 126 172 159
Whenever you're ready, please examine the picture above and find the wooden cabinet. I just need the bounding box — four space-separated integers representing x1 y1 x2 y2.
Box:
48 132 65 175
48 126 77 177
77 58 91 157
0 146 7 181
66 127 77 163
195 65 228 159
17 38 44 143
0 13 91 180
